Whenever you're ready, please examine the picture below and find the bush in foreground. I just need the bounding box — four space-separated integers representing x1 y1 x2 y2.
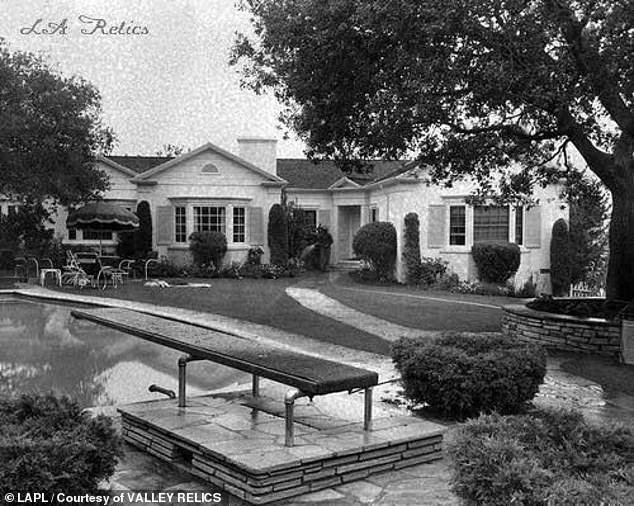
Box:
392 333 546 419
352 222 397 280
472 241 521 284
0 393 121 493
449 408 633 506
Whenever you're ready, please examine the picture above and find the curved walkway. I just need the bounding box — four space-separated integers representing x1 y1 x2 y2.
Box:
286 287 436 342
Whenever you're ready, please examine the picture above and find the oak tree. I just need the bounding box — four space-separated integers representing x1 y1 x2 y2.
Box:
232 0 634 300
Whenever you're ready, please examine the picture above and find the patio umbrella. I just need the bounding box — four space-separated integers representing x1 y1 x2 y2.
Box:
66 202 139 254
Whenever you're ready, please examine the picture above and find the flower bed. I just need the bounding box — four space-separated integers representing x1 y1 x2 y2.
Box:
502 301 621 357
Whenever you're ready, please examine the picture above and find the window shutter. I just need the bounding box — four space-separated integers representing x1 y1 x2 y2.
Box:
248 207 264 244
156 206 173 245
318 209 331 229
427 205 446 248
525 206 542 248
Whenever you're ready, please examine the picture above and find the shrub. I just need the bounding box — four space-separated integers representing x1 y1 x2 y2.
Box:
514 275 537 298
391 333 546 419
287 204 315 260
135 200 153 257
449 407 633 506
0 393 121 493
268 203 289 266
551 218 572 296
419 257 448 286
402 212 421 284
0 249 14 270
471 241 521 284
352 222 397 280
246 245 264 266
188 231 227 268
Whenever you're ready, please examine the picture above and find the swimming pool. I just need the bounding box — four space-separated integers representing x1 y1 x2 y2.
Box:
0 298 245 407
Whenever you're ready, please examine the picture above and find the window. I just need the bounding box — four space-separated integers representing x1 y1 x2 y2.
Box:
174 207 187 243
83 230 113 241
304 210 317 228
370 207 378 222
68 228 77 240
474 206 509 243
233 207 246 242
193 206 225 234
201 163 219 174
449 206 466 245
515 206 524 245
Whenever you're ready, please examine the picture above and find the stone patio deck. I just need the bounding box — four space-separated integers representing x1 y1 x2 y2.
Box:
119 392 445 504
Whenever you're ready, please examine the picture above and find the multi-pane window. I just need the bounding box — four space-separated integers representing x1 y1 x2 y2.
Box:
474 206 509 243
233 207 246 242
193 206 225 233
175 207 187 243
449 206 466 245
83 230 113 240
515 206 524 245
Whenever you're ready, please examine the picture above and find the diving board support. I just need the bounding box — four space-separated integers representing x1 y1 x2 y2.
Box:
364 387 373 431
284 389 306 447
178 354 205 408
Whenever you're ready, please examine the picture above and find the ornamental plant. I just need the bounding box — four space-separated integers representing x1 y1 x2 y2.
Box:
352 222 397 280
402 212 421 284
471 241 521 284
0 393 121 494
268 203 289 266
392 333 546 419
188 231 227 268
550 218 572 296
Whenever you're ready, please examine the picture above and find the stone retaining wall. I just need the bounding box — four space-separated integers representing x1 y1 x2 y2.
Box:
502 304 621 357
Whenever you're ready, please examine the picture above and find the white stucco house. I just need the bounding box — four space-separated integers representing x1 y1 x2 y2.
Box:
41 137 567 290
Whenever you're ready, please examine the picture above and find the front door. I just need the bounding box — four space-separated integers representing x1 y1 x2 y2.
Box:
337 206 362 260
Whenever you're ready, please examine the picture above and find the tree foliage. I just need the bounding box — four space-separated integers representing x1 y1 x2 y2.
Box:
0 39 113 208
232 0 634 300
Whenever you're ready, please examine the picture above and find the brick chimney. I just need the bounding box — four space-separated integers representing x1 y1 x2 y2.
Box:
237 137 278 176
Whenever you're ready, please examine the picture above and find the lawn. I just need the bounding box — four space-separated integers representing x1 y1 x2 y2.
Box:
51 276 393 356
317 273 515 333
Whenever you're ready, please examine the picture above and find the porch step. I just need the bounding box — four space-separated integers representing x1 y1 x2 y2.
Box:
335 259 362 270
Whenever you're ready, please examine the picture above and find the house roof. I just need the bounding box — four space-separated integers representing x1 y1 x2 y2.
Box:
276 159 408 189
129 142 287 184
106 155 173 174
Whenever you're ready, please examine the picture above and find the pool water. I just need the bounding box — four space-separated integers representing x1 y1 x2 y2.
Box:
0 299 245 407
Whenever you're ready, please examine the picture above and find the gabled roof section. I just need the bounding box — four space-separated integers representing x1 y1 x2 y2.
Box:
131 142 287 183
107 155 173 174
96 155 140 177
277 159 408 189
329 176 361 189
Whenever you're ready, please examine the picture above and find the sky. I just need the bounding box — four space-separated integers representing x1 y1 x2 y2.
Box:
0 0 307 158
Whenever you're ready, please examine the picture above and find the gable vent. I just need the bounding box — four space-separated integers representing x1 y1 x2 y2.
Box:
201 163 219 174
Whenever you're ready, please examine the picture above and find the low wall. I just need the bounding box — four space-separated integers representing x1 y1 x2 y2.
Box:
502 304 621 357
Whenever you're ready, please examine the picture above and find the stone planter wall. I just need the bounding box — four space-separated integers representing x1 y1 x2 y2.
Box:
502 304 621 357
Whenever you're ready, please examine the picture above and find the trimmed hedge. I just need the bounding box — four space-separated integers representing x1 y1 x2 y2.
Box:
551 218 572 296
352 222 397 279
188 231 227 267
402 212 421 284
268 203 289 266
392 333 546 419
471 241 521 284
450 408 633 506
0 394 121 493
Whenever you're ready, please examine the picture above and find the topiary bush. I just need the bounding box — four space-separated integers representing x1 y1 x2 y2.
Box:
188 231 227 268
392 333 546 419
268 203 289 266
551 218 572 296
352 222 397 280
471 241 521 284
0 393 121 493
449 407 633 506
135 200 153 257
402 212 421 284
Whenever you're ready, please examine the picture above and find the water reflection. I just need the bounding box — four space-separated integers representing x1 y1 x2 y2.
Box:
0 301 244 407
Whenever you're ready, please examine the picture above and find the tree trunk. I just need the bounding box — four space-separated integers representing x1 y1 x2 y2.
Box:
605 190 634 301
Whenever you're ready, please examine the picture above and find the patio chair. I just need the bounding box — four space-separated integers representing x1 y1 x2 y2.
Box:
96 255 130 289
61 251 95 288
